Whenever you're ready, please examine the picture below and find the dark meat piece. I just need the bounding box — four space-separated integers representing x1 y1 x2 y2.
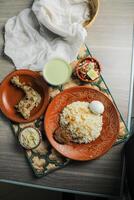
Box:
54 127 72 144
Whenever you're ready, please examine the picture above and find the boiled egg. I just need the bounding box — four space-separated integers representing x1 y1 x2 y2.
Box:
89 100 104 115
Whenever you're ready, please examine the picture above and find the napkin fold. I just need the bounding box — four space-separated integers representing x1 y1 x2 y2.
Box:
4 0 89 70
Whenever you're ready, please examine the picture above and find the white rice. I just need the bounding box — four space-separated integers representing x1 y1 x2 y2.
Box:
60 101 103 144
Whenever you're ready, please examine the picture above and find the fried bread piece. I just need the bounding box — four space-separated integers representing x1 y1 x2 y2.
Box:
11 76 41 119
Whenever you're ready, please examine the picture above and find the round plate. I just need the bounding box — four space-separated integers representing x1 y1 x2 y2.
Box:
0 70 49 123
45 86 120 161
76 57 101 83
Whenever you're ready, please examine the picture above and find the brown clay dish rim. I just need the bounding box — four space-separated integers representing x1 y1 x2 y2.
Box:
0 69 49 123
44 86 120 161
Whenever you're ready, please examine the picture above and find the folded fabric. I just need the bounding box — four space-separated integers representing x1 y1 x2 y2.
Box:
4 0 90 71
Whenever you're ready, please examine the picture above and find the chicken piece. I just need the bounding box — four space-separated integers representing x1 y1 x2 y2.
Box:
11 76 41 119
54 127 72 144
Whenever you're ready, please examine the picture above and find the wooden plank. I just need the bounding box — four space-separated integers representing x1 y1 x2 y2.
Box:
86 0 134 122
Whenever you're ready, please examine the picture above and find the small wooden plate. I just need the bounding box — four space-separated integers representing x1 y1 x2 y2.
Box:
45 86 120 161
0 70 49 123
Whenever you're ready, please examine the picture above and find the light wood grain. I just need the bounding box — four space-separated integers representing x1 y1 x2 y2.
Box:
86 0 134 123
0 0 134 199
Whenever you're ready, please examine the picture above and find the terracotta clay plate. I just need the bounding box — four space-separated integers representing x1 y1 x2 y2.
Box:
45 86 120 161
0 70 49 123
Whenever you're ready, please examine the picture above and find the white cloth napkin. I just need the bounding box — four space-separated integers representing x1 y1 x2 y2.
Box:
4 0 89 71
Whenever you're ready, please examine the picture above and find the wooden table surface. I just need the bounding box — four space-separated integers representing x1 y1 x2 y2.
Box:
0 0 134 199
